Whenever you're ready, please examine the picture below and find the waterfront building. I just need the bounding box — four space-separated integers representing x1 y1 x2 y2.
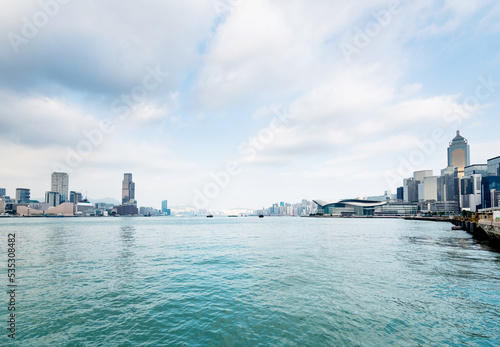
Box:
140 206 160 216
438 166 459 203
75 202 94 216
447 130 470 178
45 191 61 207
418 176 438 202
69 191 83 204
396 187 404 201
0 198 5 214
0 188 5 197
403 178 419 203
116 205 138 216
420 201 460 214
122 173 136 205
374 202 418 216
16 188 30 203
51 172 69 202
461 174 483 212
314 199 387 216
414 170 433 184
482 176 500 210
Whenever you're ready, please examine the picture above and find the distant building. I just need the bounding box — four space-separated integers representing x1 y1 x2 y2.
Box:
396 187 404 201
314 199 387 216
0 188 6 197
482 176 500 210
16 188 30 203
418 176 438 202
414 170 433 184
438 166 459 203
403 178 418 203
69 191 83 204
464 164 488 177
45 191 61 207
461 174 483 212
116 205 138 216
0 198 5 214
374 202 418 216
487 156 500 176
447 130 470 178
161 200 171 215
122 173 136 205
140 206 160 216
51 172 69 202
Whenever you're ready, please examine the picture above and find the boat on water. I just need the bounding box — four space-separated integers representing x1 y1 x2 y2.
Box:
207 214 213 218
228 215 238 217
258 214 264 218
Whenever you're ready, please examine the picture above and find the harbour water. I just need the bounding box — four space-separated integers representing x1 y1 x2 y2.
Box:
1 217 499 346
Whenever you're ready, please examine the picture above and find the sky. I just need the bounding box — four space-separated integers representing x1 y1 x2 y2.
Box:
1 0 500 210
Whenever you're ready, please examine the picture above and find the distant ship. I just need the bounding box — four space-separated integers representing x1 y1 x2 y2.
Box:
207 214 213 218
258 214 264 218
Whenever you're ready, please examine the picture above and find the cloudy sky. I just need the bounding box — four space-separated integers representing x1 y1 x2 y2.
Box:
1 0 499 210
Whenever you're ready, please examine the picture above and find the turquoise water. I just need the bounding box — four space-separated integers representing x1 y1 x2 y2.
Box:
1 217 499 346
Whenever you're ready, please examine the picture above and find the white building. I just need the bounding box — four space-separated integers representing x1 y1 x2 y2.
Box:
51 172 69 202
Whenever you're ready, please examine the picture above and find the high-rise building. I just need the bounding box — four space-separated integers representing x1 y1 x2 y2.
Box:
0 188 6 197
161 200 171 215
51 172 69 202
16 188 30 203
45 191 61 207
122 173 136 205
438 166 459 203
447 131 470 178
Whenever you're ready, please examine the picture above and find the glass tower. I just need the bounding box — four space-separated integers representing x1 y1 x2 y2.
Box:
122 173 136 205
447 130 470 178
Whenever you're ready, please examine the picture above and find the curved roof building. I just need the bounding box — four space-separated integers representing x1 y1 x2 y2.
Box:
314 199 387 216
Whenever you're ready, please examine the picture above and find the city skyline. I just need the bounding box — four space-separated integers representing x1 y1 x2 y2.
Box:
1 1 500 209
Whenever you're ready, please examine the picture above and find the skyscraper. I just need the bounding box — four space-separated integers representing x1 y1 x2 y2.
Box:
447 131 470 178
51 172 69 202
0 188 6 197
122 173 136 205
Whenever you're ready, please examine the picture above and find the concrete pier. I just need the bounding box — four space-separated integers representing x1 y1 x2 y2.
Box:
450 218 500 245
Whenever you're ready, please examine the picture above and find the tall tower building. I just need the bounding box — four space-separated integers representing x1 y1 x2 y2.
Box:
51 172 69 202
447 130 470 179
122 173 136 205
